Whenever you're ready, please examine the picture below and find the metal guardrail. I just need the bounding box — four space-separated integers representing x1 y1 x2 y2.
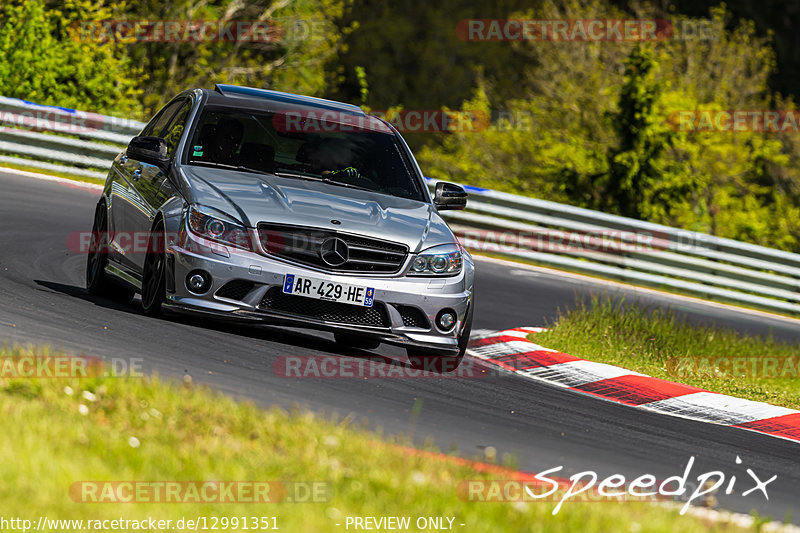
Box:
427 181 800 315
0 96 143 180
0 97 797 315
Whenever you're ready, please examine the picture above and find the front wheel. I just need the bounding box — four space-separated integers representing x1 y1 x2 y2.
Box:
141 220 167 317
85 202 134 304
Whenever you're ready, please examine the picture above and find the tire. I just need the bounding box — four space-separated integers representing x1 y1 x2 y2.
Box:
85 202 134 304
334 332 381 350
141 219 167 317
406 299 474 374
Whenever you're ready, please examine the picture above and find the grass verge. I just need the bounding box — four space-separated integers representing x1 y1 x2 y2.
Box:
473 251 800 321
0 346 760 532
534 297 800 410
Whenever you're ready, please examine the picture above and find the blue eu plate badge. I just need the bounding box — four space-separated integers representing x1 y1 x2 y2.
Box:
283 274 295 293
364 287 374 307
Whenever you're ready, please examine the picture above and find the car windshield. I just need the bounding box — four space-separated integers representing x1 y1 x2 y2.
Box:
184 107 427 202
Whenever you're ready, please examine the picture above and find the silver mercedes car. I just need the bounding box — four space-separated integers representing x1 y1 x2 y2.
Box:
86 84 474 371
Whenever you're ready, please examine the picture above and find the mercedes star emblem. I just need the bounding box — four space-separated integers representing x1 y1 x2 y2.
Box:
320 237 349 267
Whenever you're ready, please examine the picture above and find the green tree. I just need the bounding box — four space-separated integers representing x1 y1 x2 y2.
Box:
417 1 800 251
113 0 349 114
327 0 535 114
0 0 142 116
603 45 700 221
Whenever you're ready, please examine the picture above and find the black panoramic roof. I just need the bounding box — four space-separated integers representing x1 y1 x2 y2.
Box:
203 84 366 115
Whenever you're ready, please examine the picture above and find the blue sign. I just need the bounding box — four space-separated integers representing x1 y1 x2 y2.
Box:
283 274 295 293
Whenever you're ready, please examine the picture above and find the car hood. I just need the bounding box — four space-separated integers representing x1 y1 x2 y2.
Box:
180 166 455 252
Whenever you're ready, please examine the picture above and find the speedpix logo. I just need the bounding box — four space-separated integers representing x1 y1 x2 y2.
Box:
460 456 776 515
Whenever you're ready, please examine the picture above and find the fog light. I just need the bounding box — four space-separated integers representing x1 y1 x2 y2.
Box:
186 270 211 294
436 309 456 331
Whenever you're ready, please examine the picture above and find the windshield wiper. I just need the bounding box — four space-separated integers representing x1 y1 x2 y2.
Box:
320 178 375 193
190 160 274 176
196 163 379 194
274 171 325 182
274 170 375 193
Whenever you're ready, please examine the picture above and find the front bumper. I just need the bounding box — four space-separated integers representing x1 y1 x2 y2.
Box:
162 227 473 355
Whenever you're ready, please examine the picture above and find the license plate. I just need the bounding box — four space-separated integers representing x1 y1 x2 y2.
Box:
282 274 374 307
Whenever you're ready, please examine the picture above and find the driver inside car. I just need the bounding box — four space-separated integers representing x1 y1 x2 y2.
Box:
302 138 377 189
207 118 244 165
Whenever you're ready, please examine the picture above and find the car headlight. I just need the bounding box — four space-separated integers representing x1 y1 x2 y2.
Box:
187 205 252 251
408 244 463 276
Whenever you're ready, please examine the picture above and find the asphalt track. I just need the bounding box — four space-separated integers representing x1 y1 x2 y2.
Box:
2 170 799 522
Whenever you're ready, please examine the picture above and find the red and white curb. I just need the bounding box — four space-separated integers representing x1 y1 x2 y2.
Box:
466 327 800 444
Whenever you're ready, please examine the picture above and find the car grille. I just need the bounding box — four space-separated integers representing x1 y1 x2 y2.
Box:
395 305 430 329
216 280 255 301
259 287 390 327
257 223 407 273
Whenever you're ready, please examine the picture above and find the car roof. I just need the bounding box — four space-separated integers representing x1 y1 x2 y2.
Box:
204 84 366 115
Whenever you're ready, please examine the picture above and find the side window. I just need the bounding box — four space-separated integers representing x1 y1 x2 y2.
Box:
162 100 192 157
140 99 184 138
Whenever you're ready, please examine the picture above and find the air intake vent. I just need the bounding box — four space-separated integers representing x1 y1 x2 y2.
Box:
216 280 255 301
260 287 390 327
395 305 430 329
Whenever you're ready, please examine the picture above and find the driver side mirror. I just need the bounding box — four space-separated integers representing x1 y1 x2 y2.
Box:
127 136 169 166
433 182 468 211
